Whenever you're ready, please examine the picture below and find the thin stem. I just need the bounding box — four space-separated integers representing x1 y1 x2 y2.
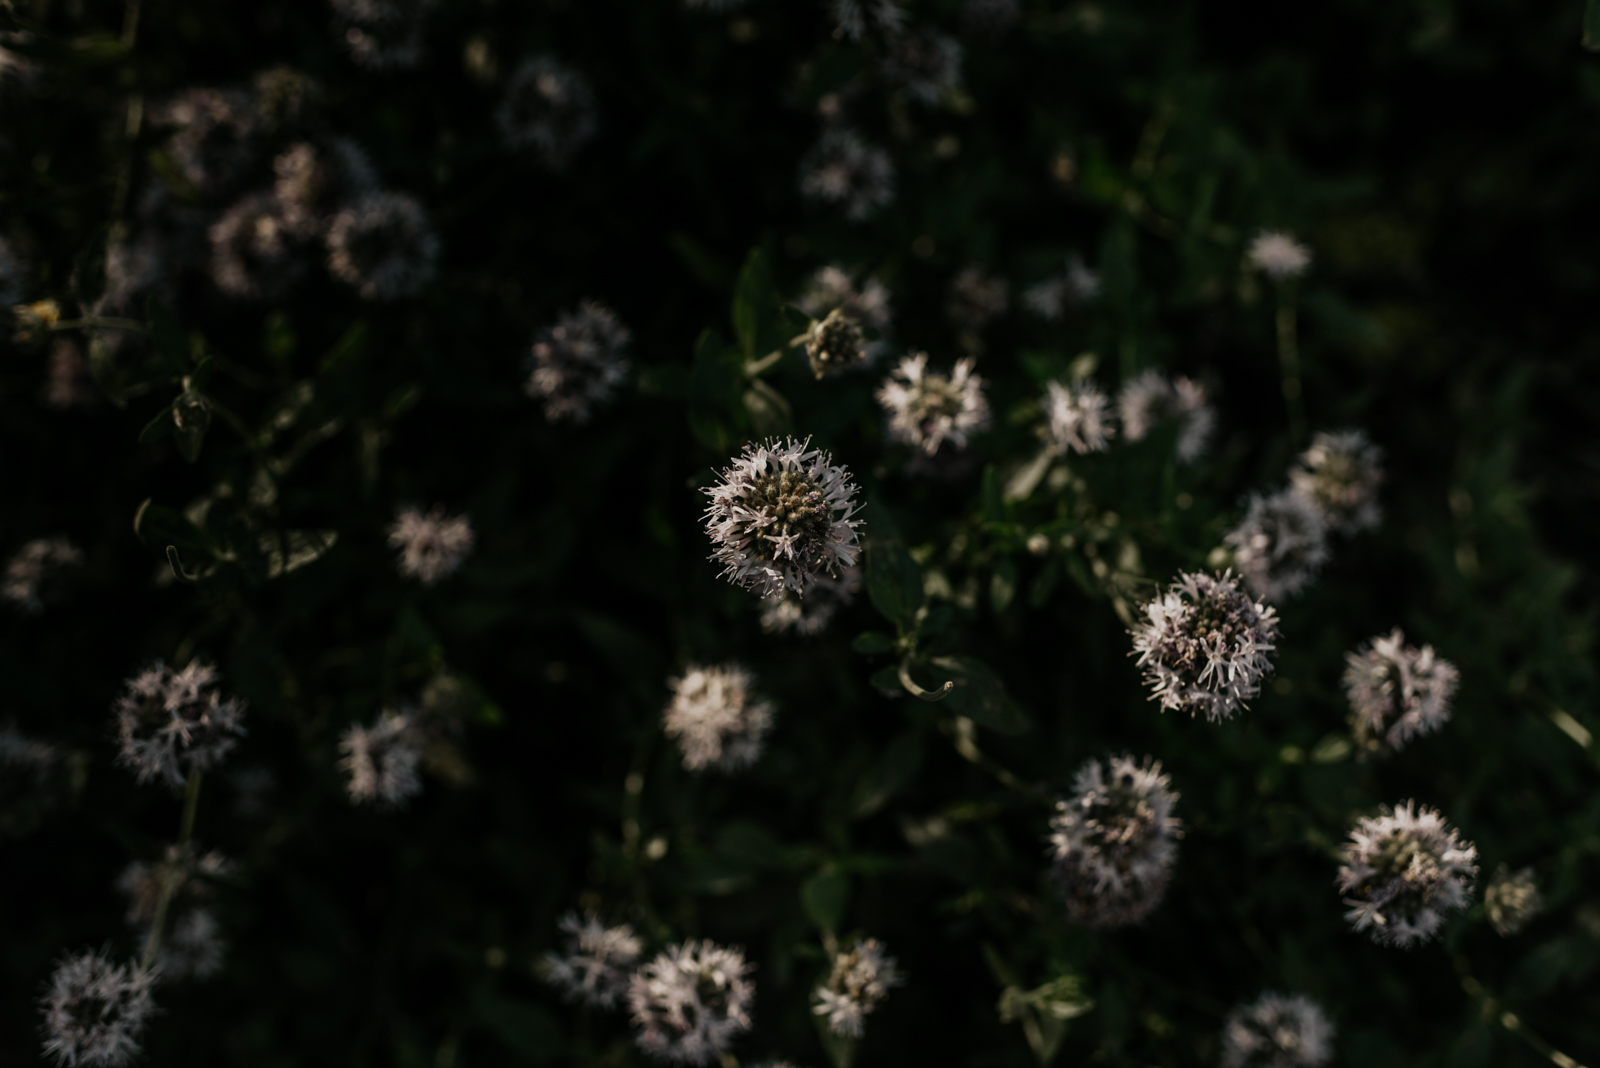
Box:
1275 296 1307 447
939 717 1051 805
48 316 150 334
1456 957 1589 1068
141 770 203 970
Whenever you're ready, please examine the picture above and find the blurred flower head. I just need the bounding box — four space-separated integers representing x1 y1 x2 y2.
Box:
1247 230 1312 281
526 300 632 423
41 341 96 411
759 563 861 636
330 0 429 69
629 939 755 1065
947 267 1008 332
877 353 990 459
326 192 439 301
1484 864 1543 937
1343 628 1458 754
1223 488 1329 602
831 0 905 40
702 436 862 598
387 505 474 585
799 129 895 222
1117 370 1214 463
1024 257 1100 321
961 0 1022 34
1289 430 1384 534
1131 570 1279 722
2 536 82 613
1043 380 1114 456
799 265 892 334
208 192 316 300
802 307 869 378
498 56 599 168
1048 754 1182 927
812 938 902 1038
1337 801 1477 948
339 708 424 806
118 850 231 980
39 949 157 1068
883 31 962 106
1221 992 1335 1068
114 660 247 787
153 88 259 197
662 664 776 772
538 912 644 1008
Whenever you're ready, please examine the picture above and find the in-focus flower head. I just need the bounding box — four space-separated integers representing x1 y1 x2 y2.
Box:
1048 754 1182 927
760 563 861 636
802 308 869 378
39 949 157 1068
326 192 439 301
1343 628 1458 754
1223 488 1329 602
1336 801 1477 948
877 352 991 459
662 664 776 772
883 31 962 106
1484 865 1543 937
526 300 632 422
1221 992 1335 1068
702 436 862 598
629 939 755 1065
0 234 23 306
1130 570 1279 722
1247 230 1312 281
799 129 895 222
1042 380 1114 456
339 708 424 806
538 911 644 1008
208 192 316 300
798 265 893 334
947 267 1009 332
1116 370 1215 463
1289 430 1384 534
114 660 247 787
330 0 429 69
831 0 905 40
2 536 82 613
812 938 902 1038
387 505 474 585
152 88 258 197
1024 256 1100 321
498 56 599 168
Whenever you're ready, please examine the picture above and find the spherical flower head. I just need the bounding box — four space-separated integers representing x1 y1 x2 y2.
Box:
662 664 775 772
1043 380 1114 456
153 87 258 196
538 911 644 1009
1484 864 1543 937
947 267 1008 331
628 939 755 1065
1247 230 1312 281
812 938 902 1038
1223 489 1330 603
330 0 429 69
498 56 599 167
1289 430 1384 534
1336 801 1477 948
326 192 439 301
1221 992 1335 1068
387 505 474 585
702 436 862 598
39 949 157 1068
831 0 905 39
759 563 861 637
799 129 895 222
0 234 24 306
208 192 315 300
1048 754 1182 927
114 660 247 787
1116 370 1215 463
1343 628 1458 754
877 352 991 459
526 300 632 422
1130 570 1279 722
799 266 893 334
339 709 424 806
1024 256 1101 321
2 536 83 613
883 31 962 106
803 308 869 379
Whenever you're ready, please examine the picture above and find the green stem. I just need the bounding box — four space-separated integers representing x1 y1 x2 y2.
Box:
48 316 150 334
140 770 203 971
1275 297 1307 447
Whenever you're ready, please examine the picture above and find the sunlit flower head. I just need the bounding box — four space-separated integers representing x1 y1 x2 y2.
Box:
1049 754 1181 927
1130 570 1278 722
1336 801 1477 948
330 0 430 69
114 660 247 787
1221 992 1335 1068
1223 489 1329 603
498 56 599 168
1343 628 1458 754
629 939 755 1065
1024 257 1100 321
759 563 861 636
947 267 1008 332
388 505 474 585
1116 370 1214 463
883 31 962 106
339 708 424 806
1289 430 1384 534
39 949 157 1068
799 129 895 222
662 664 775 772
538 911 644 1009
812 938 902 1038
1042 380 1114 456
1484 865 1543 937
802 308 869 378
877 353 990 459
1247 230 1312 281
526 300 632 422
326 192 439 301
2 536 82 613
831 0 905 39
702 436 862 598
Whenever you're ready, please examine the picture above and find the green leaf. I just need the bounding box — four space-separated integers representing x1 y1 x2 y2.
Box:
868 664 903 696
171 390 211 463
73 224 110 310
731 246 771 358
851 631 896 655
1586 0 1600 50
319 321 369 376
800 867 850 931
138 403 174 444
259 530 339 579
145 297 188 377
473 991 561 1062
981 464 1006 522
866 539 924 627
132 498 210 556
852 731 924 818
689 328 744 450
930 655 1031 735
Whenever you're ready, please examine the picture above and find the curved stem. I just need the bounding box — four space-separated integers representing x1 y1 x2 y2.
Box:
1456 957 1589 1068
939 717 1051 805
897 659 954 702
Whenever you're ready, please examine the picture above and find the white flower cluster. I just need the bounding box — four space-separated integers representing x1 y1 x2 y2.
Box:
2 536 82 613
629 939 756 1065
883 30 962 106
338 708 425 807
40 949 157 1068
538 912 644 1008
1042 380 1114 456
946 267 1008 332
662 664 776 772
326 191 439 301
1247 230 1312 281
113 661 248 787
1048 754 1182 927
525 300 633 422
799 129 895 222
1343 628 1459 753
1220 992 1335 1068
812 938 902 1038
1130 570 1279 722
1117 369 1215 464
497 55 599 168
1336 801 1477 948
799 265 893 334
802 308 871 379
1024 256 1101 320
1289 430 1384 534
1484 864 1543 937
329 0 430 70
387 505 475 585
877 353 991 459
1223 489 1329 603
